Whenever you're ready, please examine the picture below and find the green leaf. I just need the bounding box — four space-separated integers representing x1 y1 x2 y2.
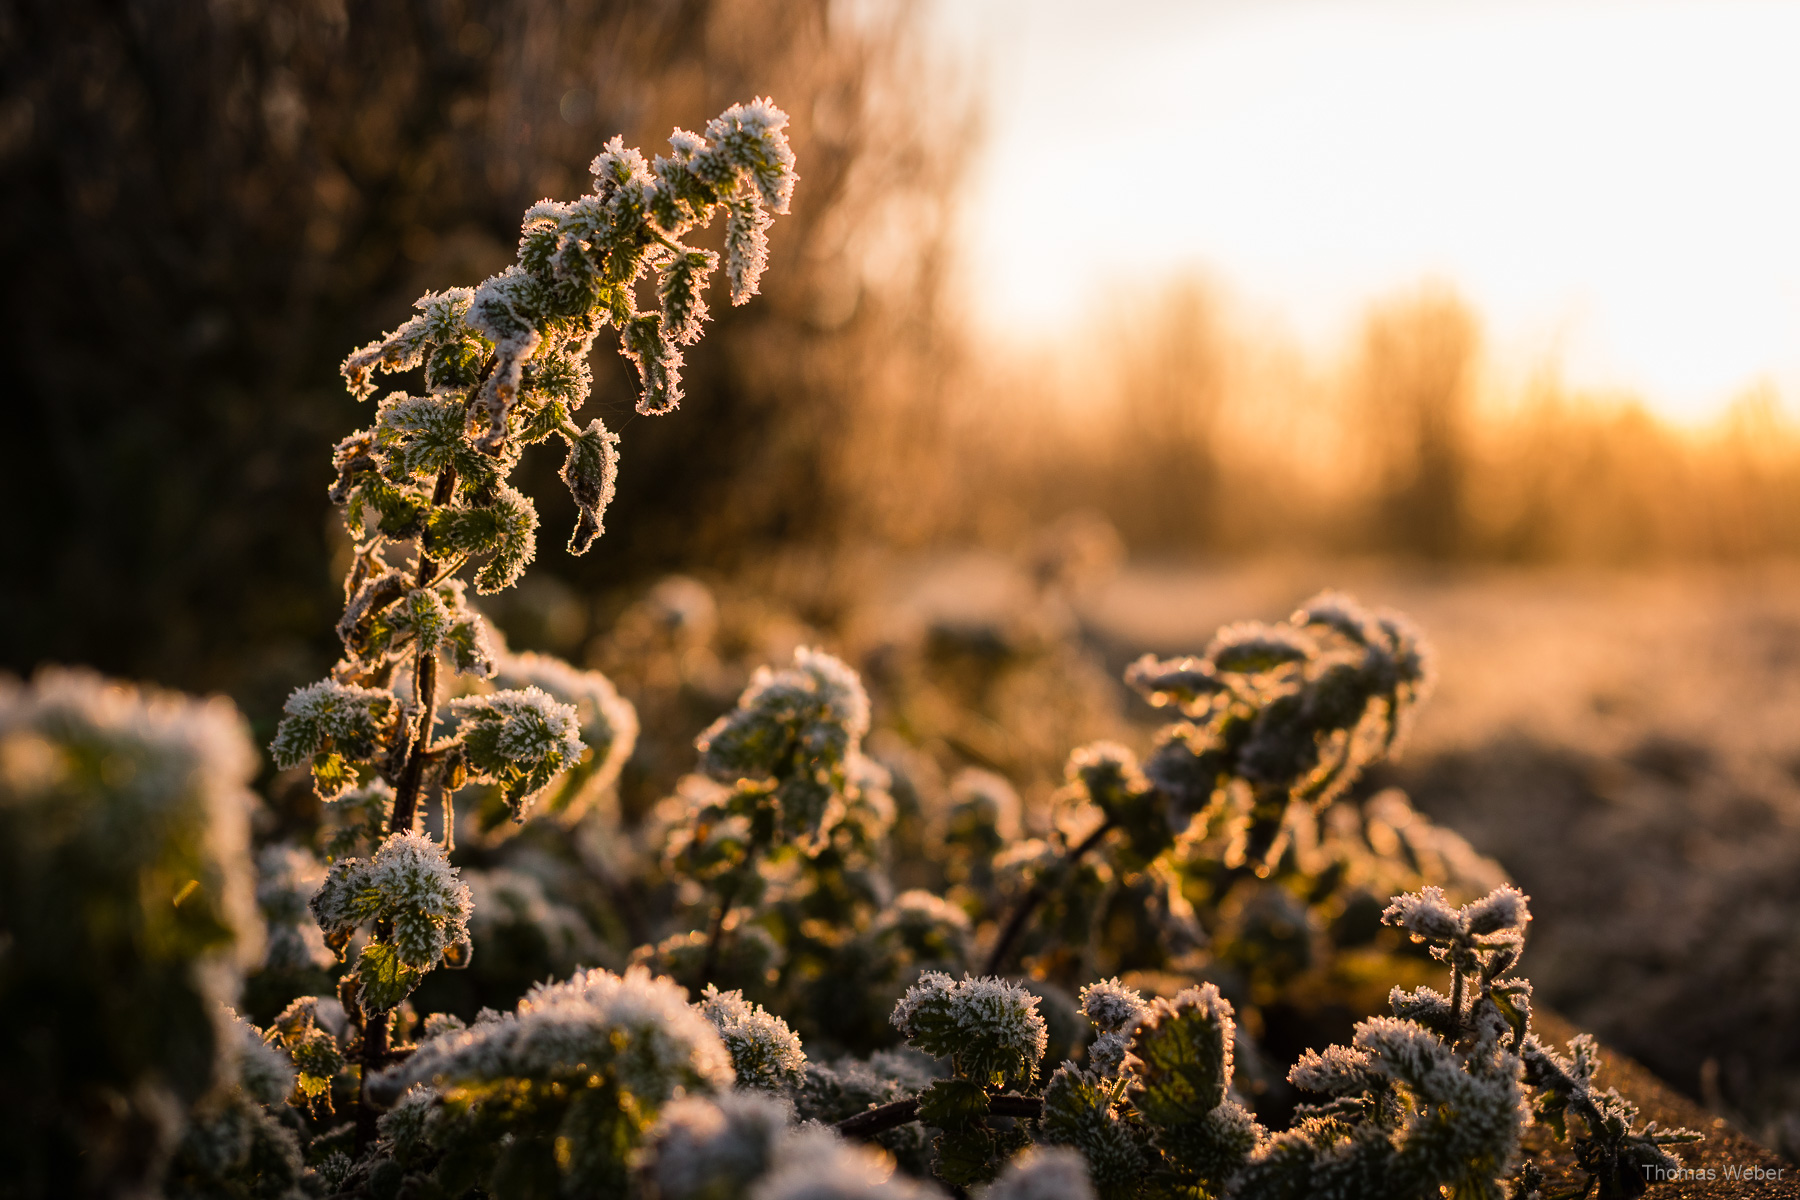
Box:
1128 984 1235 1129
356 940 424 1012
933 1125 998 1188
310 752 354 801
917 1078 991 1130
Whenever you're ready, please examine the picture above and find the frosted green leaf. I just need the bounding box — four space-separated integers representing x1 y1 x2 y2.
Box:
424 484 538 595
1126 983 1236 1128
559 417 620 555
623 313 683 414
268 680 397 800
697 984 808 1094
490 652 636 824
448 685 586 820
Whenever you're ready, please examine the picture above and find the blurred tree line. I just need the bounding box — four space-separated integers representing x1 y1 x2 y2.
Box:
0 0 967 712
945 280 1800 566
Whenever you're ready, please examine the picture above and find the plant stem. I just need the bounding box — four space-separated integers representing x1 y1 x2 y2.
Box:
390 465 457 836
356 465 457 1153
698 870 744 989
834 1094 1043 1140
981 817 1116 978
1450 963 1464 1035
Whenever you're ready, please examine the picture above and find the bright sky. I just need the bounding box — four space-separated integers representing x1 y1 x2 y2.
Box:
930 0 1800 423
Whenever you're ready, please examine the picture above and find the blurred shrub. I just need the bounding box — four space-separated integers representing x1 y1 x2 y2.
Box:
0 669 263 1196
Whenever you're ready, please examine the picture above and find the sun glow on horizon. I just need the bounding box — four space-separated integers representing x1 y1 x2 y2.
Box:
934 0 1800 424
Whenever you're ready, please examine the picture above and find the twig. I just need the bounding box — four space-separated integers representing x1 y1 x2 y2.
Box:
981 818 1115 977
834 1094 1044 1140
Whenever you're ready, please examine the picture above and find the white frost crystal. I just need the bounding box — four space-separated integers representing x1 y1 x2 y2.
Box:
370 965 734 1106
448 685 586 820
698 985 808 1093
309 829 472 969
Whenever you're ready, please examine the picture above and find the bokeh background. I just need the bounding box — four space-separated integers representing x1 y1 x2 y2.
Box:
7 0 1800 1157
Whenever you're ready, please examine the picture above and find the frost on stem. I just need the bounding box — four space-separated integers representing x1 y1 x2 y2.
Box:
696 647 872 851
698 984 809 1094
1127 590 1436 871
490 651 637 825
269 679 398 800
310 830 474 1011
447 685 586 821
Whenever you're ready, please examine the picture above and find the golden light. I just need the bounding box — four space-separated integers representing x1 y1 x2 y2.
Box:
938 0 1800 424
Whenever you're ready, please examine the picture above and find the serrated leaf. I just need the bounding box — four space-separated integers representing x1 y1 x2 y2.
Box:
917 1078 991 1130
1128 985 1235 1129
933 1125 998 1188
356 939 424 1012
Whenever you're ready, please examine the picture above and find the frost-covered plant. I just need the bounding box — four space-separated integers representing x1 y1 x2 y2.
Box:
885 973 1049 1186
1520 1035 1702 1200
700 984 810 1094
366 965 735 1195
984 591 1434 975
309 829 474 1012
669 647 874 981
0 669 262 1196
264 97 796 1134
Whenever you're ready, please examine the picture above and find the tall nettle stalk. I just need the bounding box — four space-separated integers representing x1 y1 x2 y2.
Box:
267 99 799 1143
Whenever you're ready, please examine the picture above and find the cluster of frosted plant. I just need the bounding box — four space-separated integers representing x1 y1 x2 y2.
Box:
1519 1034 1702 1197
695 646 873 851
1125 590 1433 871
255 98 794 1134
654 646 876 987
980 591 1437 978
365 966 734 1194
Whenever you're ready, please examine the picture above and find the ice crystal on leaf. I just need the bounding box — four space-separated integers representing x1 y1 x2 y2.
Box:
269 679 398 800
489 651 637 825
891 973 1048 1091
310 830 473 1010
699 984 809 1094
448 685 586 821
